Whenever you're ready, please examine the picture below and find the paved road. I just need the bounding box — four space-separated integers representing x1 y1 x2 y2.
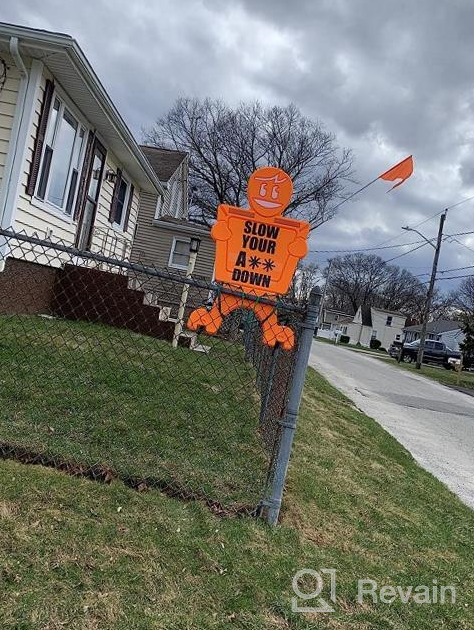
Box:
309 342 474 509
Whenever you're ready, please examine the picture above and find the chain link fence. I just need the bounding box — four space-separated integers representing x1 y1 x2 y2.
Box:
0 228 312 520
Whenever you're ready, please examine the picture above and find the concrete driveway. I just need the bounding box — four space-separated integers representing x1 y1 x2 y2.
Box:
309 341 474 509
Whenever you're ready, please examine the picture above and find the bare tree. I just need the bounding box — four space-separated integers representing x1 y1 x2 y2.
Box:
144 98 353 228
325 253 427 317
455 276 474 316
288 261 320 306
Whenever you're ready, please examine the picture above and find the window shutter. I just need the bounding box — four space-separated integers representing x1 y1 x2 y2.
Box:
109 168 122 223
26 79 54 197
73 131 95 221
123 184 134 232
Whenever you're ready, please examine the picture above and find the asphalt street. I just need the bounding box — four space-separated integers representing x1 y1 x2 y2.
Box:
309 341 474 509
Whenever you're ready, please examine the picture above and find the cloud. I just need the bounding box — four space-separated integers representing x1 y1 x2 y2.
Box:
2 0 474 290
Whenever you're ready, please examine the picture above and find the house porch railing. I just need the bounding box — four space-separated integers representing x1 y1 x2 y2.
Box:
90 225 132 261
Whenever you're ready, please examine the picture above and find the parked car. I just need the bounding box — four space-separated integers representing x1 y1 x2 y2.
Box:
400 339 462 369
388 340 403 358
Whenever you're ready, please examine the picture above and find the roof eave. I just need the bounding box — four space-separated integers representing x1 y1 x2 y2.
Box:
0 23 165 197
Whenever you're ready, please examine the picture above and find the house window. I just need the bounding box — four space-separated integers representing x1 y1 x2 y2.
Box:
36 96 86 215
396 334 401 340
168 237 190 270
386 316 393 326
113 176 131 229
371 330 377 339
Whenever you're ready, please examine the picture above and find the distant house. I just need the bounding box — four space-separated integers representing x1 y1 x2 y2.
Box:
130 146 215 314
403 320 465 351
346 306 407 349
0 22 163 269
317 308 353 340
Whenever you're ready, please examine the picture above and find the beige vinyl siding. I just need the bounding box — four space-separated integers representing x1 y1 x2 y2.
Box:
132 191 215 281
0 52 21 191
89 152 140 260
14 69 78 245
158 159 188 219
10 65 140 264
131 190 214 316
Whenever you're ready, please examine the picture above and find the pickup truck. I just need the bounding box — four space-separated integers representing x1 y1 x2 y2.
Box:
400 339 462 369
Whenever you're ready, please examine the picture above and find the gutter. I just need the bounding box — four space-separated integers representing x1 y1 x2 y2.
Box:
0 23 164 197
0 37 29 249
0 36 43 251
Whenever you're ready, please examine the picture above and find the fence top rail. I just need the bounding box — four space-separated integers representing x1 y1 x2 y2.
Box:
0 228 305 313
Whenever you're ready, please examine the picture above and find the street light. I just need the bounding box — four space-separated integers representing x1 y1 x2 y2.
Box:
402 210 447 369
172 237 201 349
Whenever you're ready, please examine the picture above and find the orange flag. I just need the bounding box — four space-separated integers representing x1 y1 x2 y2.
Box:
379 155 414 191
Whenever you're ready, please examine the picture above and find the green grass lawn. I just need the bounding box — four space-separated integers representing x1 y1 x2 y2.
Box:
0 315 267 507
395 359 474 391
0 368 473 629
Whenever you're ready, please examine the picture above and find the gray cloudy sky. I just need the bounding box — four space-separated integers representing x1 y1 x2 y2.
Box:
3 0 474 290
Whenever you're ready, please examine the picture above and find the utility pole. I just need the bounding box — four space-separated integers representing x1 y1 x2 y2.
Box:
402 210 447 369
318 259 333 330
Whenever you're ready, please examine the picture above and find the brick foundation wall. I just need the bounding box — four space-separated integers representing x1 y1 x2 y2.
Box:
51 264 177 342
0 258 58 315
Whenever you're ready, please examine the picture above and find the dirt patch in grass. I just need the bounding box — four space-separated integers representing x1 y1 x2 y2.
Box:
0 315 267 508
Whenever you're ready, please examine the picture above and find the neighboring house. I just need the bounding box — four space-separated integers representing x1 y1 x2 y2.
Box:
130 145 215 314
404 320 465 351
0 22 163 269
317 308 353 340
347 306 407 349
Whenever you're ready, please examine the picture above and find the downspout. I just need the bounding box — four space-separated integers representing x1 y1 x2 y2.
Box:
0 37 29 271
10 36 28 78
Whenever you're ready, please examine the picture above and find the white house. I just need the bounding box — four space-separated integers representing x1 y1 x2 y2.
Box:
403 320 465 351
347 306 407 349
0 22 164 266
316 307 353 340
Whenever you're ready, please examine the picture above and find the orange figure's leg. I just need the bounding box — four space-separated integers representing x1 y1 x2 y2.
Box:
256 307 295 350
187 294 295 350
187 303 223 335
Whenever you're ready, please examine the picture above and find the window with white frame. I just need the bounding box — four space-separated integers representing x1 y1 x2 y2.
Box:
168 237 190 270
36 95 86 215
371 330 377 339
386 315 393 326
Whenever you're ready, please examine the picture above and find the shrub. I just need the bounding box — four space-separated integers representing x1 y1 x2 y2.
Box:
370 338 382 349
339 335 350 344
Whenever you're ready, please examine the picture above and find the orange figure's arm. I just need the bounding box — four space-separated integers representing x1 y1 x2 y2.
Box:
211 205 232 242
288 222 310 258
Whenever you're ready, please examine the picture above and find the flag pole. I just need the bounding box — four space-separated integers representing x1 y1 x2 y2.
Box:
331 155 413 213
331 176 380 213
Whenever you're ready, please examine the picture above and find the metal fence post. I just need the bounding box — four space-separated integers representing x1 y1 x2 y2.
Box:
259 344 279 428
265 286 322 525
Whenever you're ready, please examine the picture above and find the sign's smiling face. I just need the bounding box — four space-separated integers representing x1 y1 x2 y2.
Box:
247 167 293 217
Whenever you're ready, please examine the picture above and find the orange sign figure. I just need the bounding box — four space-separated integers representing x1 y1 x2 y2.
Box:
187 167 309 350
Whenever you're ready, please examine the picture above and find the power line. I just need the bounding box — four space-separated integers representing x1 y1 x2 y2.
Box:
338 194 474 253
447 230 474 238
313 230 474 256
310 238 428 254
446 192 474 210
422 272 474 283
450 238 474 254
416 264 474 277
382 241 430 264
